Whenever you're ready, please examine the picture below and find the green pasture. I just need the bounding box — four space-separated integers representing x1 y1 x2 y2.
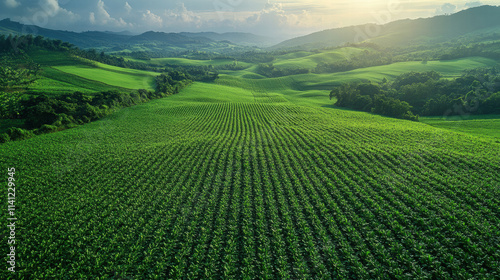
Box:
128 57 251 68
218 56 500 91
53 62 158 90
421 115 500 140
273 47 366 69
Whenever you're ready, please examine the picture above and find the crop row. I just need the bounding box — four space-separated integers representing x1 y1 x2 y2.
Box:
1 100 499 279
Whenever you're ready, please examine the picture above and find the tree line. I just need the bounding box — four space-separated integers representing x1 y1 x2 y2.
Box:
0 70 191 143
315 49 394 74
256 63 309 78
331 69 500 121
0 34 219 82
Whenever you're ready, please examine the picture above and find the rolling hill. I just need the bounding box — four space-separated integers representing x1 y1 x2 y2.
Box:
180 32 280 47
0 18 130 49
272 5 500 50
129 31 213 45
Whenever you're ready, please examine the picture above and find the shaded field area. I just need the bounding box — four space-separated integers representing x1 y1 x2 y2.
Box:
1 83 499 279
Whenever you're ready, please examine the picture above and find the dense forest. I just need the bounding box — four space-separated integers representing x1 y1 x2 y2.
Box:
331 69 500 120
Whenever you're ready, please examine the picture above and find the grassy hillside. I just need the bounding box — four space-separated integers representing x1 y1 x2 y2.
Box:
272 5 500 50
126 57 251 68
1 82 499 278
217 56 499 92
421 115 500 139
23 50 159 92
30 67 124 94
53 63 157 90
273 47 366 69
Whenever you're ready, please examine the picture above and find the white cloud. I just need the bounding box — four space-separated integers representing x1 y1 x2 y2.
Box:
94 0 112 24
164 3 201 26
25 0 80 25
465 1 483 8
147 1 320 36
5 0 20 8
125 2 132 14
247 2 287 27
242 1 316 36
435 3 457 15
142 10 163 27
90 0 128 27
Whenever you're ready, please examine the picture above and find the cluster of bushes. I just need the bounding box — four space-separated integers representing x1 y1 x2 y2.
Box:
155 71 192 94
332 82 419 121
0 34 73 53
127 51 152 61
0 71 191 143
0 91 23 119
330 69 500 121
235 51 275 63
74 49 166 73
162 65 219 82
0 90 149 142
256 63 309 78
0 54 40 90
214 62 248 71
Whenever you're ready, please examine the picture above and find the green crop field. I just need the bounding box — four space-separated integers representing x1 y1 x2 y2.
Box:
1 81 499 279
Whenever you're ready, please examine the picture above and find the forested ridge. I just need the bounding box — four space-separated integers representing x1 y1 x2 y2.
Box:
331 70 500 120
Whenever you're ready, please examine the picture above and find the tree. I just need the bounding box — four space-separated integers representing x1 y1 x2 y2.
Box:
481 92 500 114
0 55 40 89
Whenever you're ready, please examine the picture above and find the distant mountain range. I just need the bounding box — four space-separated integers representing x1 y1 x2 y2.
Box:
0 18 277 49
2 5 500 52
0 19 130 49
271 5 500 50
180 32 280 47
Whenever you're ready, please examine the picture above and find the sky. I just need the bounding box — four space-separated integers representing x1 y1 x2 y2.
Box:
1 0 498 38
